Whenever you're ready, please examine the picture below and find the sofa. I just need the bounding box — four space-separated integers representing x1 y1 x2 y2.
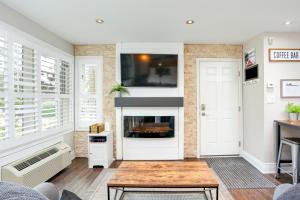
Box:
0 182 80 200
273 183 300 200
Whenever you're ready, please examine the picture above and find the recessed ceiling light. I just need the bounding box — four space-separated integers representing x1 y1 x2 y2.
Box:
284 21 292 25
186 20 194 25
96 18 104 24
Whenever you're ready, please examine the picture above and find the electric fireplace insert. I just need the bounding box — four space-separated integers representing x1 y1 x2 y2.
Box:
124 116 175 138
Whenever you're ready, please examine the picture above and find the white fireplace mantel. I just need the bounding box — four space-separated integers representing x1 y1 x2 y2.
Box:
115 42 184 160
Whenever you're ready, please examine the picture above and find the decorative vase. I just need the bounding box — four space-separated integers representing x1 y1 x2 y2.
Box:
289 113 298 120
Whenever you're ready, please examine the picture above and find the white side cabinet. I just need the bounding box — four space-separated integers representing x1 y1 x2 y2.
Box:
88 131 113 168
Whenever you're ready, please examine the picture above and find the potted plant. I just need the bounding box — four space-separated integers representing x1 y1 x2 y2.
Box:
109 83 129 97
287 103 299 120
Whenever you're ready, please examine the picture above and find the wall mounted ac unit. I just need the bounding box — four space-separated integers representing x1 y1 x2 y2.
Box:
1 143 72 187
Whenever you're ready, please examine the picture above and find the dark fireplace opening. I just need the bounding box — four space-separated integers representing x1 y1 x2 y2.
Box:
124 116 175 138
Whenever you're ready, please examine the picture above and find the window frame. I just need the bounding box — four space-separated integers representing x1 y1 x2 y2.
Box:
75 56 103 131
0 21 74 152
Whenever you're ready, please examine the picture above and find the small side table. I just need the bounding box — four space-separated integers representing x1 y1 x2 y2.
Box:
88 131 113 168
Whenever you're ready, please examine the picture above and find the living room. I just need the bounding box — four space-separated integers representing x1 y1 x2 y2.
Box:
0 0 299 200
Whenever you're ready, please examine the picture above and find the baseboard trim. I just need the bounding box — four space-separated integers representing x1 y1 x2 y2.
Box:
241 151 276 174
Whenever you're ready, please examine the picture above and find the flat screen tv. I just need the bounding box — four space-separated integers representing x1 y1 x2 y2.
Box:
121 53 178 87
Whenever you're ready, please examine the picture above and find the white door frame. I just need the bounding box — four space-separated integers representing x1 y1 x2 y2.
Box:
196 58 243 158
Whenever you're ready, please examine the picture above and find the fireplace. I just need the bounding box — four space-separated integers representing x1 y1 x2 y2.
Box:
124 116 175 138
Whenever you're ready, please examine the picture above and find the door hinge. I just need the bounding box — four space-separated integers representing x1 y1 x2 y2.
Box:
238 106 241 112
238 141 241 147
238 71 241 77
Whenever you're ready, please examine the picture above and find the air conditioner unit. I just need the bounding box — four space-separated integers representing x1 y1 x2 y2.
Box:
1 143 72 187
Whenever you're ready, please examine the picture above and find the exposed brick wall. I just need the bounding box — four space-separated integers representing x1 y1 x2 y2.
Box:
184 44 243 158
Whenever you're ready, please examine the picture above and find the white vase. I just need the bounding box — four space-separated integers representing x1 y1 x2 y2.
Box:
289 113 298 120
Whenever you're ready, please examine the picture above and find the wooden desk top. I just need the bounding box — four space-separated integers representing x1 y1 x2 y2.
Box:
107 169 219 188
275 120 300 128
119 161 209 170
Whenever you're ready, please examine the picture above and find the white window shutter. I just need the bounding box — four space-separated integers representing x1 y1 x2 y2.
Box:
59 60 72 128
79 64 97 128
75 57 103 131
15 97 38 136
13 43 37 93
0 34 9 139
13 43 38 137
41 98 58 131
41 56 57 94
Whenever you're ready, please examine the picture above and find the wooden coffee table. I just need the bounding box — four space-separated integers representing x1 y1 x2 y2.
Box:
107 161 219 200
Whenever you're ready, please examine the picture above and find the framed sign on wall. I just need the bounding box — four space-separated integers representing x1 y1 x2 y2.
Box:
281 79 300 98
269 49 300 62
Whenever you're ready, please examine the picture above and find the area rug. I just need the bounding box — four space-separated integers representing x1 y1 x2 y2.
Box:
206 157 276 189
85 169 233 200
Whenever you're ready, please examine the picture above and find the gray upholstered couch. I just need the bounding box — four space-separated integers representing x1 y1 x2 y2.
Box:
0 182 60 200
273 183 300 200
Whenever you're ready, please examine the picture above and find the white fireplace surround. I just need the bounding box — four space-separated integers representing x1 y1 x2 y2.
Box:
115 42 184 160
120 107 183 160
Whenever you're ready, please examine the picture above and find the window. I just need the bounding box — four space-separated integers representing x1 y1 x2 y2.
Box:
0 33 8 139
41 56 57 94
13 43 39 136
41 99 58 131
0 22 74 148
59 60 72 128
75 57 102 131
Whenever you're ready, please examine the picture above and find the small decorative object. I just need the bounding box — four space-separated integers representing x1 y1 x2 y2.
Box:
281 79 300 98
245 49 256 68
287 103 300 120
269 49 300 62
109 83 129 97
89 123 105 134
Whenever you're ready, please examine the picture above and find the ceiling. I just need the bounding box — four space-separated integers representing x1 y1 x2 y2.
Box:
1 0 299 44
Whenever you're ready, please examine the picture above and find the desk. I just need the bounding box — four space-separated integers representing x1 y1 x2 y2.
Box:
275 120 300 173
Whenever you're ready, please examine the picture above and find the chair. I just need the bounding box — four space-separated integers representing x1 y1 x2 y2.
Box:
275 137 300 184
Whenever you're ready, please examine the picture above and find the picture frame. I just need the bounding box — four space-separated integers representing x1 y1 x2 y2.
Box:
280 79 300 98
245 49 256 68
269 48 300 62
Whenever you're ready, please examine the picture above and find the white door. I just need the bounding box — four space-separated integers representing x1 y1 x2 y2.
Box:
199 60 240 156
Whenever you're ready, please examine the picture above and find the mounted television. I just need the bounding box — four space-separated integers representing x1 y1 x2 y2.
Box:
120 53 178 87
245 64 259 81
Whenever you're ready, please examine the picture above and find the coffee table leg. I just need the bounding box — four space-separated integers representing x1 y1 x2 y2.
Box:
216 187 219 200
107 186 110 200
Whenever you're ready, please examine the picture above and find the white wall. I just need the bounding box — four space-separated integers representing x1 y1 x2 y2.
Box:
0 2 73 55
243 34 265 162
243 32 300 173
263 33 300 163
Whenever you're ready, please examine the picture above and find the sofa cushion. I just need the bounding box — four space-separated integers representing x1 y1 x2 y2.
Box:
277 183 300 200
0 182 48 200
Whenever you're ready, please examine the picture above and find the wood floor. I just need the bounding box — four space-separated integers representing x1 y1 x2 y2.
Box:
49 158 293 200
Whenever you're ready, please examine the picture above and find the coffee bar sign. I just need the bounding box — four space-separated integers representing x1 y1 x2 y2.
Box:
269 49 300 62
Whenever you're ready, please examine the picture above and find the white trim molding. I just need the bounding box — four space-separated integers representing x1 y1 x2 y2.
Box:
241 150 276 174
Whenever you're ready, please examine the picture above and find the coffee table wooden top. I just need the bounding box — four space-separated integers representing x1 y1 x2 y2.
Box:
119 161 209 170
107 161 219 188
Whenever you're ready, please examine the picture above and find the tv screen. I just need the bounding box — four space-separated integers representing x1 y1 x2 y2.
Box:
121 54 178 87
245 64 258 81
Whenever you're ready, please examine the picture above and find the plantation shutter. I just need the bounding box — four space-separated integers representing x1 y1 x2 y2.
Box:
0 33 8 139
41 56 57 94
59 60 72 127
13 43 38 136
15 97 38 136
79 64 97 128
41 99 58 130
